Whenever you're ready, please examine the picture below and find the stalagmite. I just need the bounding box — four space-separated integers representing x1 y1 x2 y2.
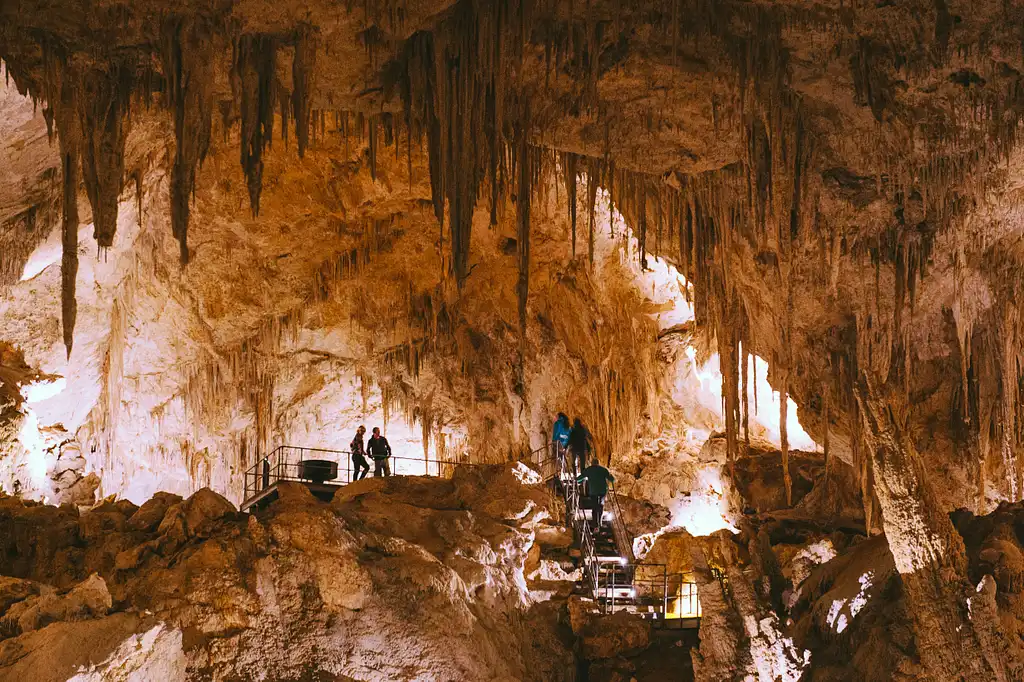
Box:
856 376 1012 681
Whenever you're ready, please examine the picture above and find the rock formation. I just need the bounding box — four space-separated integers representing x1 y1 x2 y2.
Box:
0 464 576 681
3 0 1024 679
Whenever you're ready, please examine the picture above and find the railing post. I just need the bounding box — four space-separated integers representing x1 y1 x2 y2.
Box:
610 563 616 614
663 568 668 621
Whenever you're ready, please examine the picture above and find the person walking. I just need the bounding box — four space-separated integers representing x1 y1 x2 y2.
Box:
350 425 370 481
551 413 571 473
567 417 592 477
367 427 392 477
578 457 615 531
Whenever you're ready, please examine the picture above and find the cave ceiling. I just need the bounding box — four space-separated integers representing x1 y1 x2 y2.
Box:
2 0 1024 509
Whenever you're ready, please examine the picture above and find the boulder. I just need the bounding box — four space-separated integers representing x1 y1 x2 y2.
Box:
274 481 318 506
62 473 100 508
156 504 187 543
7 573 111 634
568 595 598 634
181 489 235 536
127 492 183 532
79 502 129 541
0 576 42 617
580 611 651 659
114 541 158 571
614 495 671 538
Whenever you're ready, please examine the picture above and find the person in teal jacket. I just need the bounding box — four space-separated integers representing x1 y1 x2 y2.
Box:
551 413 571 469
578 458 615 530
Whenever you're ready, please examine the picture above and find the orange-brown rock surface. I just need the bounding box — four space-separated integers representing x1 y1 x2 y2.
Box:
0 463 577 681
4 0 1024 679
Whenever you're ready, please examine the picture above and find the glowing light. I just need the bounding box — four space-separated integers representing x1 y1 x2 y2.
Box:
675 347 817 451
17 407 49 490
670 464 739 536
22 378 66 403
742 348 816 451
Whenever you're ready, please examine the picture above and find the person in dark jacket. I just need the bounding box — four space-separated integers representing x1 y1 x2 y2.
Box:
551 413 571 471
350 425 370 481
578 458 615 530
567 418 592 476
367 427 392 477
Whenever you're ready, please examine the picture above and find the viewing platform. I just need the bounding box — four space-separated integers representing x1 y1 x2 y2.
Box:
242 442 702 630
240 445 473 512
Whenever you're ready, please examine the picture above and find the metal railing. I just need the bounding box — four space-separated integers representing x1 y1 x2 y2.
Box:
535 440 700 624
242 437 702 623
242 444 476 504
606 481 635 564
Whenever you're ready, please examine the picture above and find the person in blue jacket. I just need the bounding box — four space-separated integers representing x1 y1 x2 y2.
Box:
551 413 571 470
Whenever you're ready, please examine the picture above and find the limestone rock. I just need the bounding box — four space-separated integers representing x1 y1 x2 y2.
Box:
6 573 111 634
181 488 235 535
79 501 129 541
580 611 651 660
62 473 101 508
0 576 42 618
127 492 183 532
66 624 186 682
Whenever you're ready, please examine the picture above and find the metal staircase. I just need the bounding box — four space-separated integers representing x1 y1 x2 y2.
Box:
529 444 701 628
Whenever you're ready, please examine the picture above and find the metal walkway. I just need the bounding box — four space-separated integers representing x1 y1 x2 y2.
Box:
526 446 702 629
240 444 476 512
240 441 701 628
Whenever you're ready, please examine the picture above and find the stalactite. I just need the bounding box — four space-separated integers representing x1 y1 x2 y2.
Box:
237 35 276 217
162 19 213 265
1000 304 1021 501
394 0 535 288
780 367 791 505
563 153 578 258
586 159 599 263
638 179 647 269
516 103 532 352
368 115 379 181
752 353 758 415
292 24 316 159
822 385 830 480
42 45 81 358
741 342 749 446
79 64 131 248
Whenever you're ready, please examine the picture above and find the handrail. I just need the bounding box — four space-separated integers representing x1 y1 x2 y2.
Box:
549 439 699 623
606 481 635 563
243 436 701 622
244 441 556 507
242 444 482 504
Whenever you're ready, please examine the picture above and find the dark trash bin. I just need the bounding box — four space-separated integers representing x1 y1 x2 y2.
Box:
299 459 338 484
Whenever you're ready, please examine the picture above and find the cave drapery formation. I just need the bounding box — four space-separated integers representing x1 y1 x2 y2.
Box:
5 0 1024 679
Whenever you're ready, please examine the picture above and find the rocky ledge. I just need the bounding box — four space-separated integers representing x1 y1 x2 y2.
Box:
0 463 578 682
